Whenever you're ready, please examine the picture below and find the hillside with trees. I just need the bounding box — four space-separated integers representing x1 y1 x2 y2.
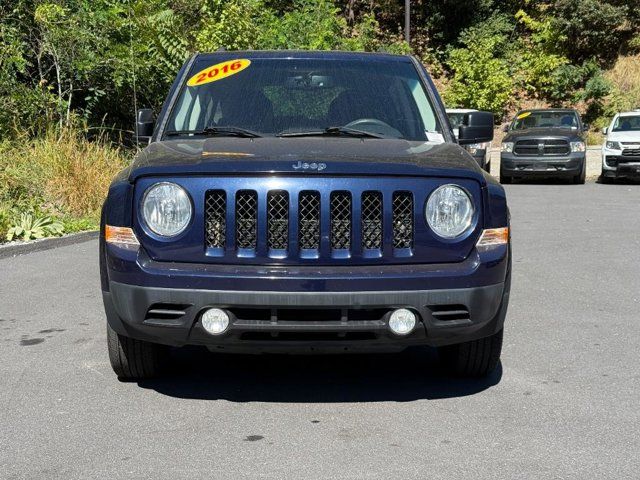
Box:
1 0 639 239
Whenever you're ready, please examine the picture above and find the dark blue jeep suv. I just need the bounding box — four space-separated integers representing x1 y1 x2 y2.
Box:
100 51 511 379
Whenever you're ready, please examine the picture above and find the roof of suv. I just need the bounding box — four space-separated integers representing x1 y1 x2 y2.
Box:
196 50 414 62
616 109 640 117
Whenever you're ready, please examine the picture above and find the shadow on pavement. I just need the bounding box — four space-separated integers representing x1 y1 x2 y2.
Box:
136 346 502 402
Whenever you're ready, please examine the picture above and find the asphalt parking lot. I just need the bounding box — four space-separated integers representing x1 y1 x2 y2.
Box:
1 180 639 479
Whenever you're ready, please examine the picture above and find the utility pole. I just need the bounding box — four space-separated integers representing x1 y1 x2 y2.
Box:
405 0 410 44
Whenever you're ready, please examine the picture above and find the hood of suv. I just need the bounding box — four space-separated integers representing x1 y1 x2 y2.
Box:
127 137 486 182
606 131 640 143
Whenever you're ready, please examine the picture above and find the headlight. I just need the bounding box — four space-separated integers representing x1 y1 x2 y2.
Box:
570 141 586 152
426 184 475 239
142 182 192 236
605 141 621 150
466 142 487 155
501 142 514 153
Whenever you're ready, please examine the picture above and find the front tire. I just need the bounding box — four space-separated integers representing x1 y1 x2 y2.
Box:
438 328 504 377
107 323 166 379
599 172 613 184
500 170 512 184
573 161 586 184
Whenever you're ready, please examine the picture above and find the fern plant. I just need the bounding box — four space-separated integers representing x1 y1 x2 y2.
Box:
6 213 64 241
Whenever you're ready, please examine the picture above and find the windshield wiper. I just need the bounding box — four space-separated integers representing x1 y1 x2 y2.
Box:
165 126 262 138
276 126 386 139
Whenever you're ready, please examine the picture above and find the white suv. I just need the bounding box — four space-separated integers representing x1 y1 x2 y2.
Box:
601 110 640 183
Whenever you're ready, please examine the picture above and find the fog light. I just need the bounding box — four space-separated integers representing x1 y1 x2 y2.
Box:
201 308 230 335
388 309 416 335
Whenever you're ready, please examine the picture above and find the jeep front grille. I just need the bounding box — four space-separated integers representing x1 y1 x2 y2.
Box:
361 191 383 250
235 190 257 249
267 190 289 250
204 189 417 258
330 192 352 250
205 190 226 248
298 191 320 249
392 191 414 249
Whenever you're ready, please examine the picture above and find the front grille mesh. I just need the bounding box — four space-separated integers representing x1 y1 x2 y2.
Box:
330 192 352 250
267 191 289 250
392 192 413 249
236 190 257 249
205 189 419 256
361 191 382 249
299 191 320 249
205 190 226 248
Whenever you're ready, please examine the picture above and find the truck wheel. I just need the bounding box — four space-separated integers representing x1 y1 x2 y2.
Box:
107 323 166 379
573 161 586 184
438 328 503 377
599 172 612 184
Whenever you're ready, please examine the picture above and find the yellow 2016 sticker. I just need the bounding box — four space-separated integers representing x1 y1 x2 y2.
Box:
517 111 531 120
187 59 251 87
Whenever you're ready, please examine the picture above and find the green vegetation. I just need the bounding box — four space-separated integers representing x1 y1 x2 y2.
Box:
1 1 639 241
0 129 127 241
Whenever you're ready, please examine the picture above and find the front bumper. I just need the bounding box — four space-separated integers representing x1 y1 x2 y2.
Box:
102 244 510 352
501 152 585 177
601 150 640 179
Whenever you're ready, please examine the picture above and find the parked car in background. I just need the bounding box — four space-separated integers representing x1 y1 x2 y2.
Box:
600 109 640 183
101 51 511 380
447 108 491 172
500 109 587 184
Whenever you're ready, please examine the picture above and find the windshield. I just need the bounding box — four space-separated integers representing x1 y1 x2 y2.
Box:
612 115 640 132
511 111 579 130
166 56 441 141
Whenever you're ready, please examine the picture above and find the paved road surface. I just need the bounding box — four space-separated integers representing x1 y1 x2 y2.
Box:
1 181 639 479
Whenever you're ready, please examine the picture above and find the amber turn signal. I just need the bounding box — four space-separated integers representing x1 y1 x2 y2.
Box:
476 227 509 247
105 225 140 247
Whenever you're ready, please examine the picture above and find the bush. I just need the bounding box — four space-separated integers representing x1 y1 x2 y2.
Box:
0 128 128 242
443 16 515 117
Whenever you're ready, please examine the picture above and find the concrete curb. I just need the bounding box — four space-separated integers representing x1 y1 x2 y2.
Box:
0 230 98 260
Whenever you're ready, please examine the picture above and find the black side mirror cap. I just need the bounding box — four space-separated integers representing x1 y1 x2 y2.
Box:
135 108 155 144
458 111 494 145
502 124 510 133
582 123 590 131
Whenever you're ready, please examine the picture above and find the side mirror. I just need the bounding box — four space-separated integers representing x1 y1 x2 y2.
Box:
583 123 590 131
602 127 608 135
135 108 155 144
458 111 494 145
502 124 510 133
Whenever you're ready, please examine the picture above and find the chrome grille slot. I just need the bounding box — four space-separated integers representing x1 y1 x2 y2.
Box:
205 190 226 248
236 190 257 249
299 191 320 249
361 191 383 250
392 192 413 249
267 190 289 250
330 191 352 250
